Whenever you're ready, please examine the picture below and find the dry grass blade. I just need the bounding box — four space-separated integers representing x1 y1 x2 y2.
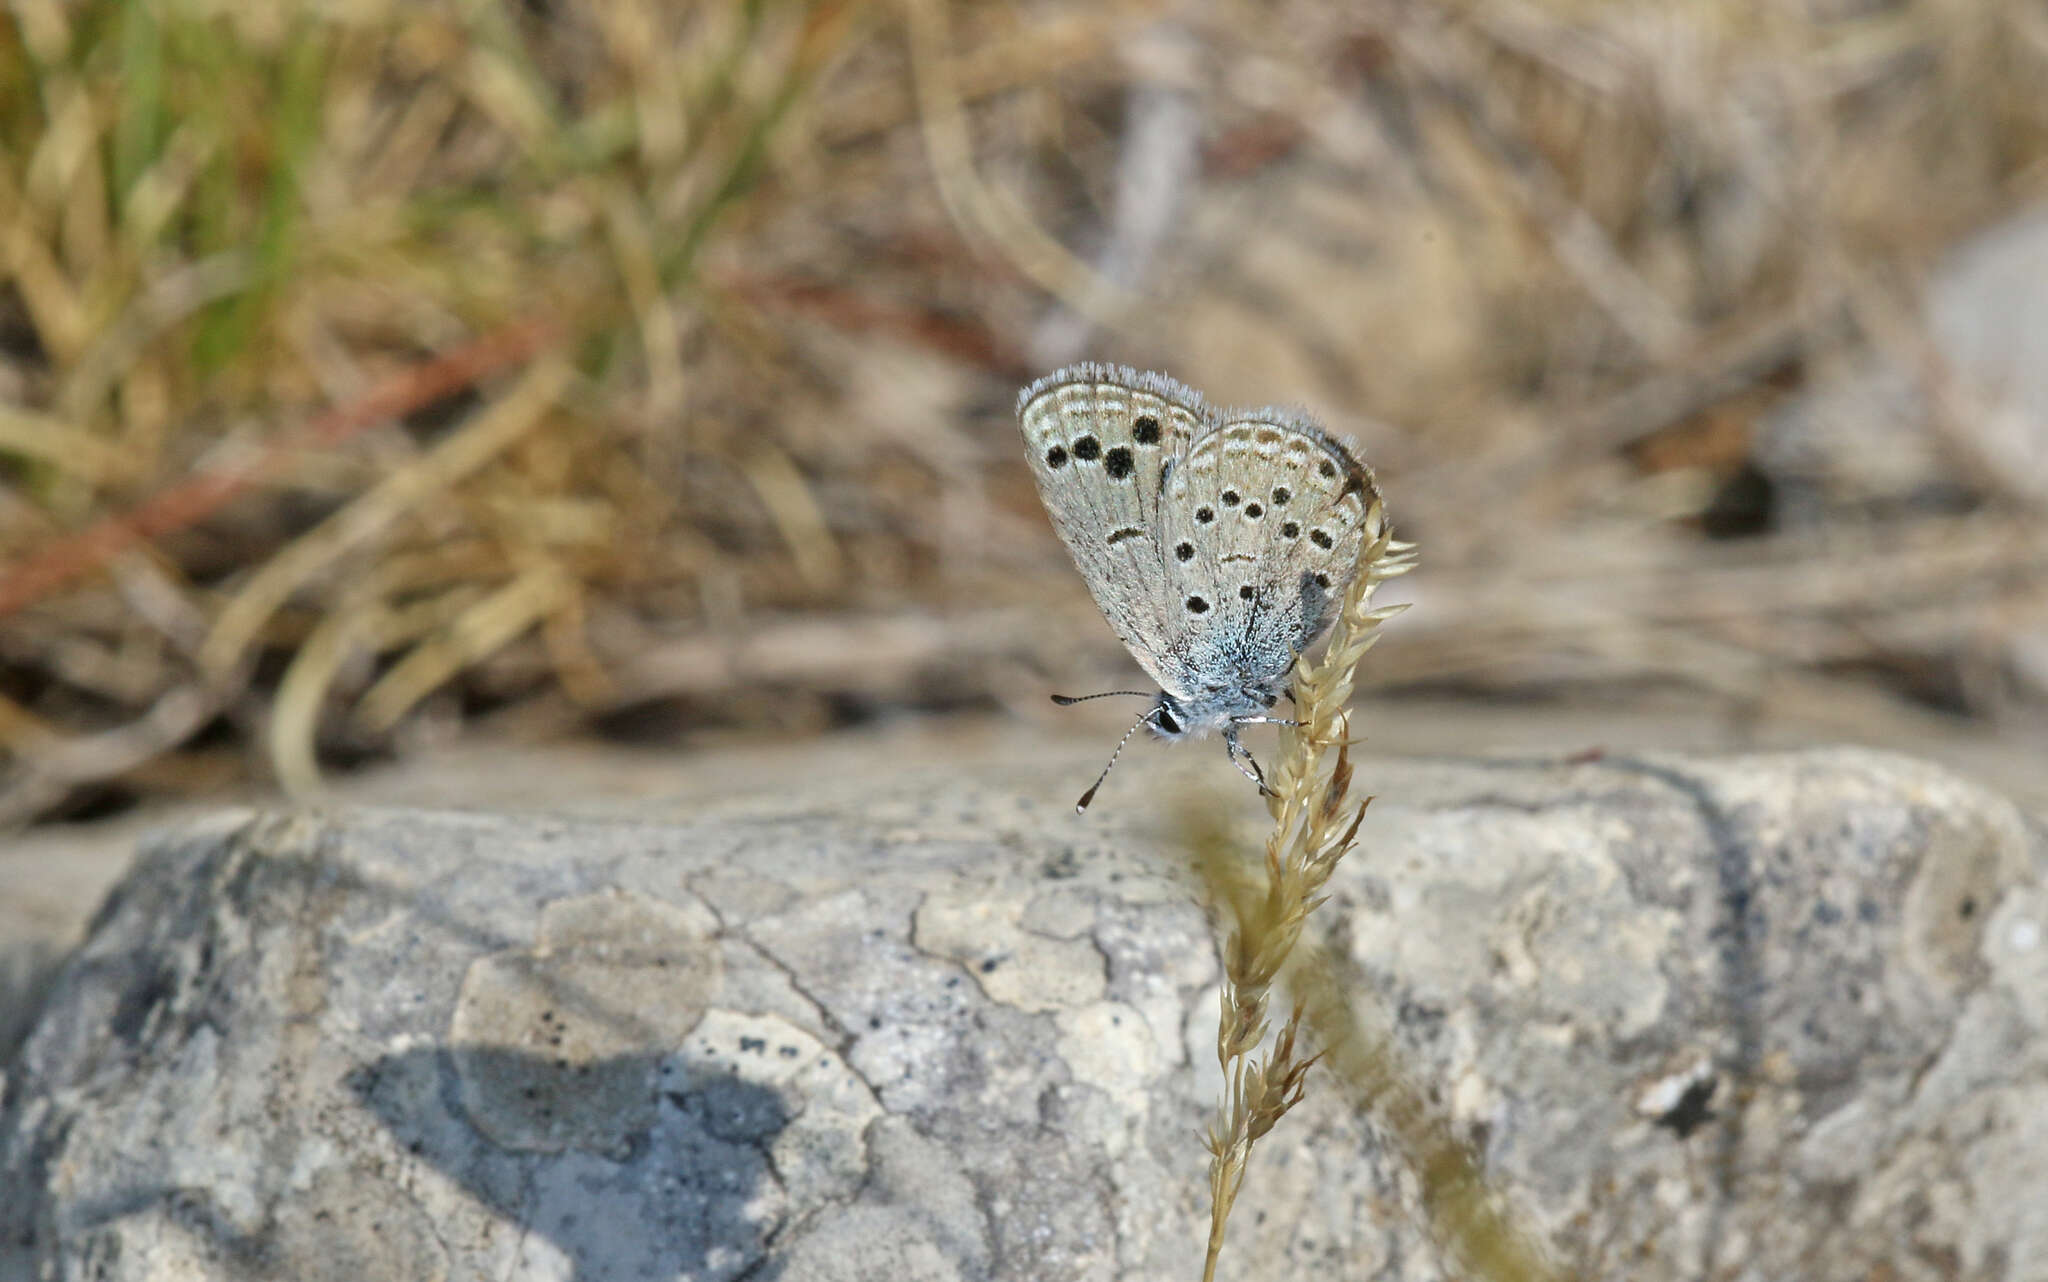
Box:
269 600 383 799
902 0 1136 331
739 442 846 592
1187 506 1558 1279
1187 499 1418 1282
0 321 558 620
196 356 576 678
353 561 574 736
5 0 2047 821
0 405 132 484
0 663 252 829
1 3 853 817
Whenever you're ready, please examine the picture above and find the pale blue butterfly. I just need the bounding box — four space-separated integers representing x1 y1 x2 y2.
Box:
1018 364 1378 811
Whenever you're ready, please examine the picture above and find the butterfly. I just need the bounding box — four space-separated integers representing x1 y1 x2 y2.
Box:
1017 363 1379 811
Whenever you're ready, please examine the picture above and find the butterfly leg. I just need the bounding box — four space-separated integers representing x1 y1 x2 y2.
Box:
1222 728 1274 796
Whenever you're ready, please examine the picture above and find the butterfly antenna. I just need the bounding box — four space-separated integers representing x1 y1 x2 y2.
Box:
1050 690 1152 705
1074 707 1153 814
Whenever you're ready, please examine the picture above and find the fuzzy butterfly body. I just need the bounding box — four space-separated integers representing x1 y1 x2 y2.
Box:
1018 363 1379 808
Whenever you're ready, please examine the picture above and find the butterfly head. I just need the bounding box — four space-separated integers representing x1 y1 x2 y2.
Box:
1145 692 1192 741
1146 682 1283 742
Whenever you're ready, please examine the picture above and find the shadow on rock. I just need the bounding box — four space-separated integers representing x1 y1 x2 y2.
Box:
349 1044 792 1281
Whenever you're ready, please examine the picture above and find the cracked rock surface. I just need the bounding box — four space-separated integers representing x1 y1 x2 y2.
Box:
3 747 2046 1280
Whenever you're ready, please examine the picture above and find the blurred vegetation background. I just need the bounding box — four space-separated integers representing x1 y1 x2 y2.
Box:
5 0 2048 826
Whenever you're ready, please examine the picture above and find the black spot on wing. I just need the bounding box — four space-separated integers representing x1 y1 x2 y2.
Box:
1133 416 1162 445
1073 435 1102 461
1105 527 1145 545
1104 446 1134 480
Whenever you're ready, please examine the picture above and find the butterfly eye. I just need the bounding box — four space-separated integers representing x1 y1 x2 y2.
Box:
1133 416 1161 445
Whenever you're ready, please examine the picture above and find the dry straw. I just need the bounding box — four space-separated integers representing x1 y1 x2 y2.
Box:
1191 495 1412 1280
1188 504 1558 1282
9 1 2048 825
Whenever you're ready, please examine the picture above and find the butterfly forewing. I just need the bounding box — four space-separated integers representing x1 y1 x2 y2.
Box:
1018 364 1206 690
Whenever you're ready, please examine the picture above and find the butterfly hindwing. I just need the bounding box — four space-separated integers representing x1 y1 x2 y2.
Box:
1159 411 1376 696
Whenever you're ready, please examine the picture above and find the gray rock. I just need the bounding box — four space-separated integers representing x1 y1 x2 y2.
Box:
3 748 2045 1281
1759 202 2048 515
0 817 158 1070
1753 358 1938 522
1929 204 2048 500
